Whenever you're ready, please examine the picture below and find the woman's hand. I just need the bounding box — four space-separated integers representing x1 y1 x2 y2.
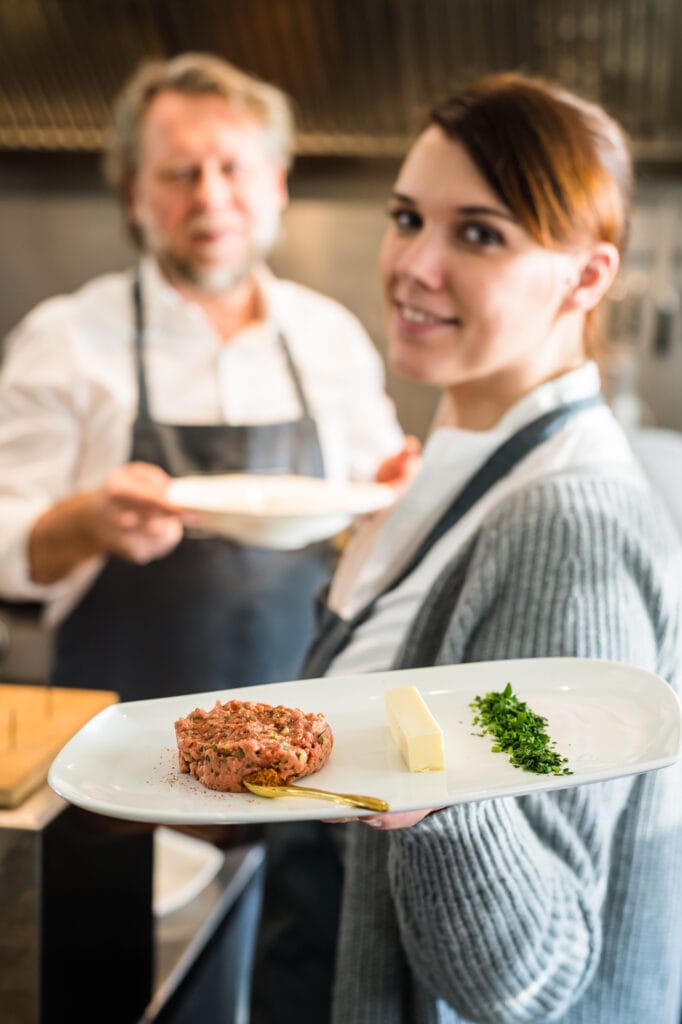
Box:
362 809 435 830
375 435 422 493
328 808 441 830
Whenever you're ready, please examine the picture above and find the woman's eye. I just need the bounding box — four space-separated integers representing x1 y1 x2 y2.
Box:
459 222 504 246
388 207 422 233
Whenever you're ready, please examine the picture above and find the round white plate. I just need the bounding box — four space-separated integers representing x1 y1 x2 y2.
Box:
167 473 396 549
48 659 682 825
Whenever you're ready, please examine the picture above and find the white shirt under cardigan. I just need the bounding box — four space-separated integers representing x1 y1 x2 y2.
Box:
327 362 645 678
0 258 402 625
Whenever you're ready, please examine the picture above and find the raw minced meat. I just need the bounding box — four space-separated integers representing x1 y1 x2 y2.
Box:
174 698 334 792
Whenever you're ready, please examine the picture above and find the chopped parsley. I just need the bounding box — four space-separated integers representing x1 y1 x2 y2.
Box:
470 682 572 776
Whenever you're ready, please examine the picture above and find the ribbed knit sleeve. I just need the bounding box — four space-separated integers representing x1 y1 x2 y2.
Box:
387 781 628 1023
332 475 682 1024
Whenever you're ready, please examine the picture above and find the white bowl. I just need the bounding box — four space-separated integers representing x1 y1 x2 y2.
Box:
153 826 224 917
167 473 395 550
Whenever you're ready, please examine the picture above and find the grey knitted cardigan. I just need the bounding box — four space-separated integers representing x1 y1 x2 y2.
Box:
331 472 682 1024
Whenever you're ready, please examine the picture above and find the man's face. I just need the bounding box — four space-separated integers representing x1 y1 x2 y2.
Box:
129 90 288 292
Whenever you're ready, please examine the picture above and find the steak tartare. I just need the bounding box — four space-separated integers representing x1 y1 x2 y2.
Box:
175 699 334 792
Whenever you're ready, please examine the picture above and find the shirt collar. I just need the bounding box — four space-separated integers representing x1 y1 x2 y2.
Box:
495 361 602 434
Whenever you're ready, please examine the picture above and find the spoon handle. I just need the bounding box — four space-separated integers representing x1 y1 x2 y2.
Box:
283 784 389 812
243 779 389 812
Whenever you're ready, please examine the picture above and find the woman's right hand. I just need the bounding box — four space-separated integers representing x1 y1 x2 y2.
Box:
328 807 443 829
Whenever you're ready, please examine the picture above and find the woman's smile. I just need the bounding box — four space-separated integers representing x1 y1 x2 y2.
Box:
393 299 461 331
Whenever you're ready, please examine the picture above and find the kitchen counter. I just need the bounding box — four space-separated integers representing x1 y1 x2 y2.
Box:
0 779 66 831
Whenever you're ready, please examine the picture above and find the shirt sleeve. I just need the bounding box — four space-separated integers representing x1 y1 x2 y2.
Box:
0 306 92 598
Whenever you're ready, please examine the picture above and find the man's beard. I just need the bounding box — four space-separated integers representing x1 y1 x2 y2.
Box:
143 211 281 296
156 250 257 294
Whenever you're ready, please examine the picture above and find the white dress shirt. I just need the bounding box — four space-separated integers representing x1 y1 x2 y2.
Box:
0 258 403 624
327 362 646 677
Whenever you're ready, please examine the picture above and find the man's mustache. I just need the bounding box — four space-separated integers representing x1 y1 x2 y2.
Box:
187 215 241 233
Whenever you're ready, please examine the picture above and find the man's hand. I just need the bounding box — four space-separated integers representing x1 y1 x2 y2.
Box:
375 435 421 493
91 462 185 563
29 462 188 584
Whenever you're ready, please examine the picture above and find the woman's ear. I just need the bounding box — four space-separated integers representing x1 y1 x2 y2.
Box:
563 243 621 313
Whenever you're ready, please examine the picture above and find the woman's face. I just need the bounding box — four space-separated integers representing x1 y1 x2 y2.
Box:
380 126 589 421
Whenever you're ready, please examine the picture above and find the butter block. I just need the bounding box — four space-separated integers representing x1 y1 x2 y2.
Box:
384 686 445 772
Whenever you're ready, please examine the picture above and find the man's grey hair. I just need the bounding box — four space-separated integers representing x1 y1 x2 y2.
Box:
103 51 296 195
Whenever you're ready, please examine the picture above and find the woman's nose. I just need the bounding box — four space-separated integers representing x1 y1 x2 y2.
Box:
395 231 447 291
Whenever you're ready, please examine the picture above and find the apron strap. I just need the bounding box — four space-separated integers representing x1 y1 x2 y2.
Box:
303 393 605 676
132 268 152 423
277 330 315 420
392 394 604 589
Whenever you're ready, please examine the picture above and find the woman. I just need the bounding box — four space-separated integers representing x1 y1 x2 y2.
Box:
305 74 682 1023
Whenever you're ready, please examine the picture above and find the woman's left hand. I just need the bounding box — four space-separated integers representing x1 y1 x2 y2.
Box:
328 808 439 830
375 435 422 492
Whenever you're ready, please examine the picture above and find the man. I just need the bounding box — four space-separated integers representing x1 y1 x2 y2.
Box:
0 53 404 698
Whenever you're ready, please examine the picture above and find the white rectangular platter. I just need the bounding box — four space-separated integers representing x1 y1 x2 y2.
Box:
48 658 682 824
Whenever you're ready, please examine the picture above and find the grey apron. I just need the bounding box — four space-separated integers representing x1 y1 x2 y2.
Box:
252 393 604 1024
52 272 332 700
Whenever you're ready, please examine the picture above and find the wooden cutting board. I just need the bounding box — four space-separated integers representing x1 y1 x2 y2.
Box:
0 683 118 809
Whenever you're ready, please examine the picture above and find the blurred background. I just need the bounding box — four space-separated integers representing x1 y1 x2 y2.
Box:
0 0 681 439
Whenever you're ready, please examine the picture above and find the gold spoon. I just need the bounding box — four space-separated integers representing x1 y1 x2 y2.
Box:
243 769 389 813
